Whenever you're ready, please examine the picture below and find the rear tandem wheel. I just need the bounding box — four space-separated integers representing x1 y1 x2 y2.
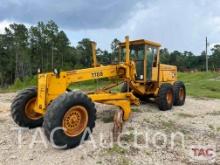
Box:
157 83 174 111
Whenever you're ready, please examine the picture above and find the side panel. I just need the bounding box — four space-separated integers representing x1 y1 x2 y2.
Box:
66 65 118 84
151 67 159 81
36 73 68 114
158 64 177 82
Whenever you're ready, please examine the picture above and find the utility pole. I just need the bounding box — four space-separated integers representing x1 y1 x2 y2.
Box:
205 37 208 72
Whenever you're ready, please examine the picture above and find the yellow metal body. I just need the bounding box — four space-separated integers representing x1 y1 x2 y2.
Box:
34 36 177 121
36 64 139 120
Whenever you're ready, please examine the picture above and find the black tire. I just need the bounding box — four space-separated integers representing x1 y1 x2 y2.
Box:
43 91 96 149
173 81 186 106
157 84 174 111
11 87 43 128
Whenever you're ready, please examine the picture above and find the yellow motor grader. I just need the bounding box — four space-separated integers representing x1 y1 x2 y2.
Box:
11 36 186 149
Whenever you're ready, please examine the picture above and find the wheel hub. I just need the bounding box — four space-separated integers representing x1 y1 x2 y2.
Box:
25 98 42 120
166 90 173 105
62 106 88 137
179 88 184 100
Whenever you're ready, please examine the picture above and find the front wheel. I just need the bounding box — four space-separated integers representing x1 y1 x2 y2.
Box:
157 84 174 111
43 91 96 149
11 87 43 128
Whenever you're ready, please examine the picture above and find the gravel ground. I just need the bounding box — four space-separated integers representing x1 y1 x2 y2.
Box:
0 93 220 165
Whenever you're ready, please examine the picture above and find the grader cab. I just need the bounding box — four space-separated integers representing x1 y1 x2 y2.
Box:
11 36 186 149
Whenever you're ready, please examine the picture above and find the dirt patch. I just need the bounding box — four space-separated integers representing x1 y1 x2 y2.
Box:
0 93 220 164
0 93 15 113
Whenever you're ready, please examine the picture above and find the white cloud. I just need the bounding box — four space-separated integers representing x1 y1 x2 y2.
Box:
1 0 220 54
0 20 13 34
0 19 31 34
66 0 220 54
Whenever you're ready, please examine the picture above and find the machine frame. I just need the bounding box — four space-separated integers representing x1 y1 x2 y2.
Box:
34 36 177 120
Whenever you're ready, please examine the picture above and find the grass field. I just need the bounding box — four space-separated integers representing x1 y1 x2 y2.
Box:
1 72 220 99
69 79 121 92
178 72 220 99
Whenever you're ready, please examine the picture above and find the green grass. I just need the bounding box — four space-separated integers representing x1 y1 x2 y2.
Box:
0 76 37 93
206 111 220 116
121 132 135 142
1 72 220 99
159 120 176 131
69 79 121 92
105 144 127 154
0 78 121 93
208 124 215 130
131 108 142 113
178 72 220 99
102 116 113 123
118 157 130 165
177 113 195 118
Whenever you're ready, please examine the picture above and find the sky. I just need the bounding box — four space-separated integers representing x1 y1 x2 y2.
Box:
0 0 220 54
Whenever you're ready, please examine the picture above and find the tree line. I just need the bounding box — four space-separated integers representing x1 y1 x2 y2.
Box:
0 20 220 87
160 47 220 72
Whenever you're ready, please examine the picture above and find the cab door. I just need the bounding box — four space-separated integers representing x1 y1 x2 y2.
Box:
132 45 145 82
145 46 158 81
